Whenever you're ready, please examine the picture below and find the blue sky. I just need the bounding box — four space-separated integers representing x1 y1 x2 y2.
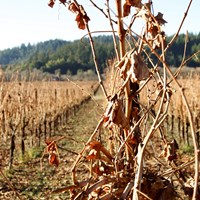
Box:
0 0 199 50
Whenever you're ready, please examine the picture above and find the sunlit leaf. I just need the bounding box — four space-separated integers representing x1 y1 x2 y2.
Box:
68 2 79 13
123 3 131 17
75 13 86 30
68 3 90 30
129 52 150 83
49 152 59 167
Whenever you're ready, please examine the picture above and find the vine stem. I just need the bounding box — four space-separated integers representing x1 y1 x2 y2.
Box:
133 88 170 200
85 22 108 100
72 0 108 100
115 0 133 162
106 0 120 62
165 0 193 50
127 16 199 196
147 43 199 199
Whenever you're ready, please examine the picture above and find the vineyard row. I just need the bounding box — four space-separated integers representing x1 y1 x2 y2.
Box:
0 81 98 168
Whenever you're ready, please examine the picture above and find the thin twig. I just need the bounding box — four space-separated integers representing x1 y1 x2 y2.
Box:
165 0 193 51
89 0 117 24
85 23 109 100
159 158 195 177
65 76 100 108
105 0 120 61
173 31 189 78
80 30 117 42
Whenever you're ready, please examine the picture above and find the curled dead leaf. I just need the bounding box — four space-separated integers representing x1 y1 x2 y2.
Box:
75 13 85 30
49 152 59 167
86 149 100 160
123 0 143 17
104 95 129 129
41 136 64 168
135 5 167 49
155 12 167 25
68 2 79 14
116 50 149 83
59 0 66 5
127 0 142 8
129 52 150 83
147 12 167 49
86 141 113 162
123 3 131 17
159 139 179 162
68 3 90 30
132 0 142 7
86 141 103 152
48 0 55 8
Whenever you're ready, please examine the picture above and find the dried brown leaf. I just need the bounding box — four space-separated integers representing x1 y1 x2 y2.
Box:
134 6 167 49
155 12 167 25
59 0 66 5
159 139 179 161
68 3 90 30
148 24 158 37
135 5 149 21
48 0 55 8
75 13 86 30
129 52 150 83
87 141 103 151
104 96 128 129
127 0 142 8
68 2 79 13
145 12 167 49
86 141 113 162
87 149 100 160
49 152 59 167
92 163 102 176
123 0 143 17
123 3 131 17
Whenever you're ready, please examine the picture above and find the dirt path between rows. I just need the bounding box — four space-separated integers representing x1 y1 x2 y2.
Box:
0 88 106 200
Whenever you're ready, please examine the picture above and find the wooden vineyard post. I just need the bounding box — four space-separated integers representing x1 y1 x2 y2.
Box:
9 131 15 169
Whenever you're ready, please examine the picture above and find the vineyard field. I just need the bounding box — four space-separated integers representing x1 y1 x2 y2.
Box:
0 80 98 170
0 74 200 199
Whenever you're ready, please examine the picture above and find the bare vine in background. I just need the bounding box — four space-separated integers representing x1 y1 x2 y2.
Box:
48 0 199 199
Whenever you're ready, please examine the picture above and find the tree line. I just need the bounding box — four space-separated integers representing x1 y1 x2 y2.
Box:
0 33 199 75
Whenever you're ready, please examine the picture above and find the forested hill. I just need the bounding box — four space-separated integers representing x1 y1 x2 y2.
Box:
0 33 199 75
